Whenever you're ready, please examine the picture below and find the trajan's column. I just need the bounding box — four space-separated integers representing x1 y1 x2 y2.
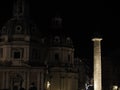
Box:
92 37 102 90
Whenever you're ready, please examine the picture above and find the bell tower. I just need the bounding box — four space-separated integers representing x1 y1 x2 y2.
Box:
13 0 29 18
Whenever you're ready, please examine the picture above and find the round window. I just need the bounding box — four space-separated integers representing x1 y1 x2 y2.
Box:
15 25 22 33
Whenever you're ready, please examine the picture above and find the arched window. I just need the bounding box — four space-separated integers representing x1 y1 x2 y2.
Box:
12 48 23 60
66 37 71 44
55 53 59 61
54 36 60 43
0 48 3 58
68 54 71 62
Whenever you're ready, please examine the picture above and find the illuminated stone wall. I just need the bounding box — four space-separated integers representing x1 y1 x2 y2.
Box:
0 67 44 90
46 68 78 90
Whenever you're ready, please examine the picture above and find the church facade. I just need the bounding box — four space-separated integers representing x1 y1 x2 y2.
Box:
0 0 86 90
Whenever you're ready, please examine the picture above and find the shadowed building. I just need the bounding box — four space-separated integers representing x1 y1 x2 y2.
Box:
0 0 44 90
0 0 87 90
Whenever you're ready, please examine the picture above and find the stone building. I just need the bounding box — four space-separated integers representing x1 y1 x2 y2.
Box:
0 0 87 90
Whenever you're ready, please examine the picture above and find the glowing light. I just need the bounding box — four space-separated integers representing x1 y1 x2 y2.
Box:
47 81 50 89
113 85 118 90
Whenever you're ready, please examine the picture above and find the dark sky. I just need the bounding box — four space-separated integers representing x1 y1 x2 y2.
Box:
0 0 120 59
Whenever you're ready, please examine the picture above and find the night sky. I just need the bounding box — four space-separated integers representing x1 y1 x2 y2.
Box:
0 0 120 60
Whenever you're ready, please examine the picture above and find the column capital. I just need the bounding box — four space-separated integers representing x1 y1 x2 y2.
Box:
92 38 102 41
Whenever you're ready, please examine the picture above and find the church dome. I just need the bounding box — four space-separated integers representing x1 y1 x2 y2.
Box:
43 15 73 48
0 0 40 42
0 17 39 36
